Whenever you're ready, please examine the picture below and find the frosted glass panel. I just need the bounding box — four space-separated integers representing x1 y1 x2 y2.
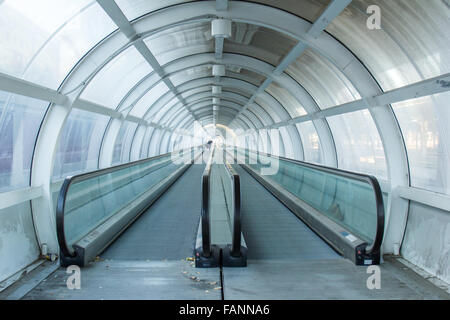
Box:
393 92 450 195
53 109 109 179
0 91 48 191
140 127 154 158
130 82 169 118
0 201 40 283
112 121 138 164
286 49 360 109
81 46 152 108
253 97 285 122
328 110 387 179
145 22 214 66
247 0 328 23
266 82 307 117
115 0 191 21
146 95 179 122
224 23 296 66
327 0 449 91
296 121 323 164
169 66 211 87
180 87 212 100
401 201 450 283
0 0 92 78
0 1 116 89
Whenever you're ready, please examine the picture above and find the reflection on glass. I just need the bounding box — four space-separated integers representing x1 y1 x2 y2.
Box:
327 110 387 179
393 92 450 195
0 0 116 89
81 46 152 108
53 109 109 179
63 151 191 250
238 148 379 243
0 91 48 191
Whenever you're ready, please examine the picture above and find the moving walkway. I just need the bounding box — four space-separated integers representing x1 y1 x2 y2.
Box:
230 147 385 265
57 148 202 266
56 144 384 268
10 144 444 300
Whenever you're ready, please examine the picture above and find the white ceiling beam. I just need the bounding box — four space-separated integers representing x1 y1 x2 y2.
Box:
261 73 450 129
96 0 199 125
0 71 182 134
308 0 352 38
229 0 351 127
0 72 67 105
96 0 136 39
73 99 123 118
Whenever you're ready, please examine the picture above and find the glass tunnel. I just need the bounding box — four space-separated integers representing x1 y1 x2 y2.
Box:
0 0 449 300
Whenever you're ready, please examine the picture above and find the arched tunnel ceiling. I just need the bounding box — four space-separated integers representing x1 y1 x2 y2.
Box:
0 0 449 188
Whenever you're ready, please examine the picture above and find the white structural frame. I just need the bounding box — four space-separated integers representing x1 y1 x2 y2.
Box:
0 1 448 257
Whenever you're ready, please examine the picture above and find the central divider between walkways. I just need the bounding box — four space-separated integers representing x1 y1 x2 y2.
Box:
195 146 247 268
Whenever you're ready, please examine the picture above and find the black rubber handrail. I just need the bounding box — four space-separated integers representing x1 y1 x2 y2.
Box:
224 162 242 257
200 146 215 258
56 148 196 258
235 147 385 257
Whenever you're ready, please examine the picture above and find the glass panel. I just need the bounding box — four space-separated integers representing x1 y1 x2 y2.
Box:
115 0 191 21
148 129 162 157
223 87 252 99
244 0 328 23
130 82 169 118
227 68 267 87
327 110 387 179
167 110 190 128
169 65 211 87
170 66 267 87
266 82 306 117
0 91 48 192
62 153 186 250
393 92 450 195
0 201 40 283
0 0 92 78
401 201 450 284
112 121 138 165
224 23 297 66
237 148 379 243
180 86 212 100
81 46 152 108
0 1 116 89
145 22 214 66
296 121 323 164
286 48 361 109
327 0 450 91
53 109 109 179
147 95 179 123
140 127 154 158
254 97 285 122
244 108 269 127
